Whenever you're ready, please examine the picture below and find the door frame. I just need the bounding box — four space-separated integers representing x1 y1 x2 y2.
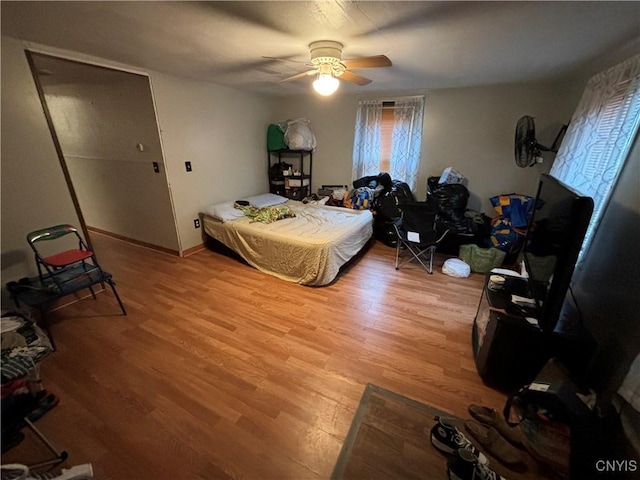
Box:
24 48 181 252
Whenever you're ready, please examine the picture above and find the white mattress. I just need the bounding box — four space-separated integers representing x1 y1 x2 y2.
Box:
202 200 373 286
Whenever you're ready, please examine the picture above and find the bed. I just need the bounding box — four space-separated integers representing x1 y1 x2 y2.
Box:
201 196 374 286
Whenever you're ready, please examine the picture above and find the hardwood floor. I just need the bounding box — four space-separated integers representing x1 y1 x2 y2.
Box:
3 232 508 479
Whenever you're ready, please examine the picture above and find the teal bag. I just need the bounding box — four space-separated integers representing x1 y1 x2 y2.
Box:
267 123 286 151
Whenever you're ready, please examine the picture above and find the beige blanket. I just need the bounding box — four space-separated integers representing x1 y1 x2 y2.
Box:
202 200 373 285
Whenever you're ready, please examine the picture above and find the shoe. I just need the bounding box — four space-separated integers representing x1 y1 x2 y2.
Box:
430 416 488 465
447 448 508 480
55 463 94 480
464 420 525 470
1 464 29 479
468 404 524 448
26 391 59 423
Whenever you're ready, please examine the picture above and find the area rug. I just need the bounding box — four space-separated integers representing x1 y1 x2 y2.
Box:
331 384 553 480
331 383 453 480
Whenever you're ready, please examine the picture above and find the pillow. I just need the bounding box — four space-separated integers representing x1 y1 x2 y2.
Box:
203 201 245 222
241 193 288 209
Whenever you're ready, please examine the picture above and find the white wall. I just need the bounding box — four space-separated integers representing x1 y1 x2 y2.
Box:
274 81 581 215
150 72 275 250
1 36 275 284
41 69 179 251
420 81 579 212
1 36 82 281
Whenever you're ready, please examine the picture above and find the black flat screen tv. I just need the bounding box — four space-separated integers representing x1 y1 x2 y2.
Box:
521 174 594 333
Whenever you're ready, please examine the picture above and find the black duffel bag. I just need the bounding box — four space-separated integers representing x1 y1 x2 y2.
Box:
373 180 415 247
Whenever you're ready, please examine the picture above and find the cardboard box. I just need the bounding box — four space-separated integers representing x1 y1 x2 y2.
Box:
439 167 465 185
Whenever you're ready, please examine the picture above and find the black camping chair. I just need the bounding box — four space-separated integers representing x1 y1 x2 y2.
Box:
393 201 450 274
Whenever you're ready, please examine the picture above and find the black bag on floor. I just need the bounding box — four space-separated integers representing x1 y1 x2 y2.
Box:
373 180 415 247
430 183 471 234
353 172 392 190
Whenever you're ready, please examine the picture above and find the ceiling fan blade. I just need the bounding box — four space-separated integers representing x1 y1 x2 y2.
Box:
280 69 317 83
341 55 392 69
339 70 372 86
262 56 309 65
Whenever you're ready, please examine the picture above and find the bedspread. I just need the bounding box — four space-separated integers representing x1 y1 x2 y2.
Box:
202 200 373 285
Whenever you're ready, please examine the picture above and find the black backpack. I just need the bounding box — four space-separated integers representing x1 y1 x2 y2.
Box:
373 180 415 246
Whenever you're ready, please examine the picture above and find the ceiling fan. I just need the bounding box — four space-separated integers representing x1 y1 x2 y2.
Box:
265 40 392 96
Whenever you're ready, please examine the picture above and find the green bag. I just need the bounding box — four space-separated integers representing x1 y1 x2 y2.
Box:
459 244 506 273
267 123 286 151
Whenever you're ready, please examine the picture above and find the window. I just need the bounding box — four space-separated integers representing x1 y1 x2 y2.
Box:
550 54 640 259
379 101 394 173
352 96 425 191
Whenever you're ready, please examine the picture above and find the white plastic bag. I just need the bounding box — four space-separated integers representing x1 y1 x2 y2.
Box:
285 118 316 151
442 258 471 278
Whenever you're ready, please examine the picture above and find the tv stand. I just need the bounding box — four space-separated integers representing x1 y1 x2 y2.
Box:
472 272 595 390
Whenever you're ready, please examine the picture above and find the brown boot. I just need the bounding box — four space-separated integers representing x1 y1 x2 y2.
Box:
468 404 525 448
465 420 525 470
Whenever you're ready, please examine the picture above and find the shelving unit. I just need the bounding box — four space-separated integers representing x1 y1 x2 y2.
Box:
268 149 313 200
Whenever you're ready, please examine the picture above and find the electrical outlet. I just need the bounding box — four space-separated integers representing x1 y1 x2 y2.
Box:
194 219 200 228
185 161 192 172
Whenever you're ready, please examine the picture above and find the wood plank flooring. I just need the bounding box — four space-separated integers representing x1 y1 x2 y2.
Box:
3 233 509 479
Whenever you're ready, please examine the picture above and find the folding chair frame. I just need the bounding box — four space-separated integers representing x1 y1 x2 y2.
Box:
393 204 450 275
11 224 127 348
27 225 98 294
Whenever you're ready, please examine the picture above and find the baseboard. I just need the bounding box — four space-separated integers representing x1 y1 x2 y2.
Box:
181 243 205 257
86 227 180 256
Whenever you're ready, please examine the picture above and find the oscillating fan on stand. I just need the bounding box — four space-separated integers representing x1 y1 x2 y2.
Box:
514 116 567 168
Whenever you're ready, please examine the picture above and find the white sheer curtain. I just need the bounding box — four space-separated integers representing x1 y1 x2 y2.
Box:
351 100 383 183
389 97 425 191
352 96 425 191
550 54 640 257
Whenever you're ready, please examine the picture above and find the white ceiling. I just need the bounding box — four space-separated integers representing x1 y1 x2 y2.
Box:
2 1 639 96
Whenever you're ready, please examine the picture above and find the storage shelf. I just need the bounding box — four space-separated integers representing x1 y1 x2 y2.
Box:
268 150 313 200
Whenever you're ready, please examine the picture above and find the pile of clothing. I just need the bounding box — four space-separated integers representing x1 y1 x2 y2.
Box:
489 194 536 262
1 311 57 455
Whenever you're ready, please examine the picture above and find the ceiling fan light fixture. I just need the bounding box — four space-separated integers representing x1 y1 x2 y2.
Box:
313 73 339 96
274 40 390 92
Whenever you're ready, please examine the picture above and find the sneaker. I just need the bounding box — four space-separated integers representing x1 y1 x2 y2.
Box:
431 416 489 465
447 449 508 480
